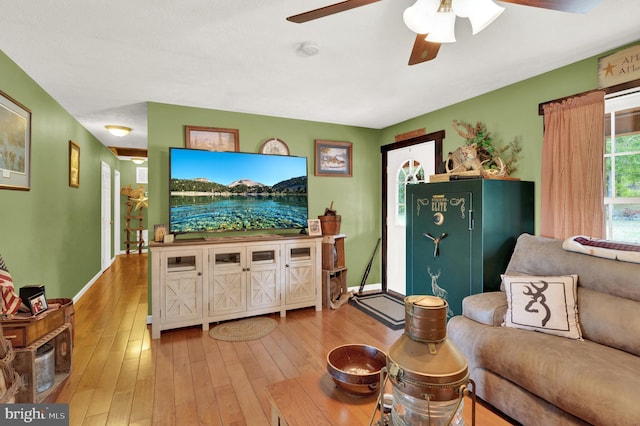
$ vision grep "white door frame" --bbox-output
[101,161,113,271]
[380,131,444,294]
[113,169,121,255]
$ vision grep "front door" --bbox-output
[381,131,443,295]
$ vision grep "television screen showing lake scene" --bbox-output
[169,149,308,233]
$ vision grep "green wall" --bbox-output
[147,103,383,286]
[0,50,120,300]
[379,40,639,233]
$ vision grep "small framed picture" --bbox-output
[185,126,239,152]
[154,224,167,242]
[28,292,48,316]
[69,140,80,187]
[315,140,353,177]
[307,219,322,236]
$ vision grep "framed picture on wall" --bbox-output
[315,140,352,177]
[185,126,239,152]
[0,89,32,190]
[69,140,80,187]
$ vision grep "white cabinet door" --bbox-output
[161,250,203,324]
[284,242,316,305]
[209,247,246,315]
[247,245,281,310]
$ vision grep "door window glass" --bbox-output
[397,160,425,225]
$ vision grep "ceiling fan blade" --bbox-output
[287,0,382,23]
[408,35,441,66]
[499,0,602,14]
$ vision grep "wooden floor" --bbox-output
[55,254,513,425]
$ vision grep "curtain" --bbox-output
[541,91,606,240]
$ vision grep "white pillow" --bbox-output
[502,274,582,340]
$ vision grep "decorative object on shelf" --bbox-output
[0,254,21,317]
[68,140,80,188]
[318,201,341,235]
[259,137,290,155]
[315,140,352,177]
[19,285,46,315]
[27,293,47,316]
[208,316,277,342]
[449,120,521,177]
[0,90,31,191]
[163,233,174,243]
[120,184,145,199]
[307,219,322,236]
[154,224,166,243]
[185,125,239,152]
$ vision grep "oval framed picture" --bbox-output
[260,138,290,156]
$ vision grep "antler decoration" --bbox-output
[450,120,521,177]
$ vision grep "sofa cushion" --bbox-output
[473,326,640,426]
[502,274,582,339]
[579,287,640,357]
[504,234,640,302]
[461,292,507,326]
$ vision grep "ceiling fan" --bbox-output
[287,0,603,65]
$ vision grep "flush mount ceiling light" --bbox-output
[403,0,505,43]
[105,125,132,137]
[131,158,146,165]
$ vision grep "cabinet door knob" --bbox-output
[198,272,202,276]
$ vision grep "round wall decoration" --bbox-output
[260,138,290,156]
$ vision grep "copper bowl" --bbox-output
[326,344,387,396]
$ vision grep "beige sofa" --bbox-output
[447,233,640,425]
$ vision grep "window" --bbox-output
[396,159,425,225]
[604,90,640,242]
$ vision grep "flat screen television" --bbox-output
[169,148,308,235]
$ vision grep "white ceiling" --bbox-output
[1,0,639,152]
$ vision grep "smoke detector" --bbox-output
[296,41,320,57]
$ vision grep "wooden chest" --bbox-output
[0,307,65,348]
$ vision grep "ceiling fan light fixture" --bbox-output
[105,125,132,137]
[403,0,440,34]
[454,0,505,34]
[424,11,456,43]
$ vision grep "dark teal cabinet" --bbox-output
[406,179,534,318]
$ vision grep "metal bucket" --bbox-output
[35,343,55,393]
